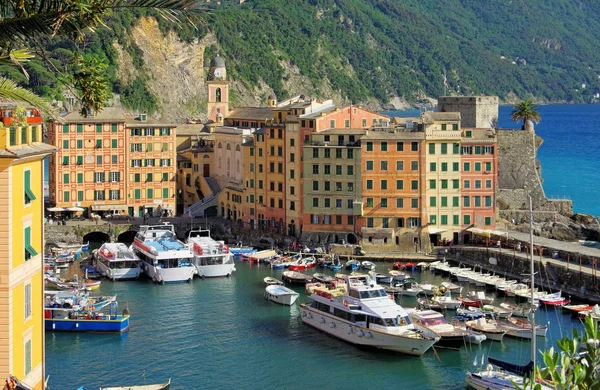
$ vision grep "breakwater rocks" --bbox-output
[508,213,600,242]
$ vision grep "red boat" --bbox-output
[457,296,482,308]
[540,297,571,307]
[393,262,406,270]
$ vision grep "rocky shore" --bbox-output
[509,213,600,244]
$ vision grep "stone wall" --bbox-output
[497,129,573,221]
[438,96,499,128]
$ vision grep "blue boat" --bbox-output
[45,299,130,333]
[229,244,256,257]
[345,259,360,271]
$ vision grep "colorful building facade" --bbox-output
[0,115,55,389]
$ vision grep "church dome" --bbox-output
[211,56,225,68]
[268,94,276,100]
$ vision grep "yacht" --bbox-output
[299,273,439,356]
[132,224,196,284]
[95,243,141,281]
[187,229,236,278]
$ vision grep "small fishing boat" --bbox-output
[482,304,512,319]
[396,279,422,297]
[417,298,444,312]
[264,285,299,306]
[264,277,284,286]
[465,318,506,342]
[466,331,487,344]
[45,296,129,332]
[432,293,462,310]
[393,262,406,270]
[418,283,437,295]
[563,303,594,316]
[97,378,171,390]
[229,243,256,257]
[282,270,312,285]
[345,259,360,271]
[456,307,485,321]
[409,309,472,350]
[538,291,570,306]
[361,261,376,271]
[457,296,482,308]
[500,316,548,339]
[368,271,392,284]
[440,281,462,294]
[289,256,316,271]
[499,302,533,318]
[468,291,494,305]
[329,258,343,272]
[46,276,101,291]
[312,273,336,283]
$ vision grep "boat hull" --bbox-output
[97,262,141,281]
[45,315,129,332]
[264,291,298,306]
[141,261,195,283]
[299,305,437,357]
[436,335,467,351]
[195,263,236,278]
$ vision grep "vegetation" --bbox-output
[517,315,599,389]
[2,0,600,113]
[511,100,542,129]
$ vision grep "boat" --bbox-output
[44,294,129,332]
[299,273,440,356]
[345,259,360,271]
[98,378,171,390]
[440,281,462,294]
[282,270,312,285]
[265,285,299,305]
[95,243,142,281]
[417,298,445,312]
[500,316,548,339]
[46,275,101,291]
[289,256,316,271]
[457,296,482,308]
[271,254,300,269]
[229,243,256,257]
[408,309,472,350]
[466,196,551,390]
[81,263,101,279]
[499,302,533,318]
[361,261,376,271]
[132,224,196,284]
[431,292,462,310]
[312,273,336,283]
[368,271,393,284]
[465,318,507,342]
[468,291,494,306]
[187,229,236,278]
[538,291,570,306]
[466,331,487,344]
[562,303,595,316]
[264,277,284,286]
[329,257,343,271]
[245,249,278,263]
[482,304,512,319]
[455,307,485,321]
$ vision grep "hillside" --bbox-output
[3,0,600,120]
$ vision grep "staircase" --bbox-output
[184,192,217,217]
[204,177,221,194]
[544,262,563,287]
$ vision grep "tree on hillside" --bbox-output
[516,315,599,389]
[0,0,203,117]
[510,99,541,130]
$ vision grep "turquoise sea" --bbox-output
[46,262,584,390]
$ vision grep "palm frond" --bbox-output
[0,77,56,119]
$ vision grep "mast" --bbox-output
[529,195,536,369]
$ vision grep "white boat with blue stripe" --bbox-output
[132,224,196,284]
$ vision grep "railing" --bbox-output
[183,192,217,217]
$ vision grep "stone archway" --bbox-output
[82,231,111,251]
[117,231,137,246]
[346,233,357,244]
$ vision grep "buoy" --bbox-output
[320,317,326,324]
[366,332,373,339]
[329,322,336,328]
[357,330,364,337]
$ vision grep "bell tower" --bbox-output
[207,56,229,123]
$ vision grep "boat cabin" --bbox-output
[97,243,140,269]
[133,224,193,267]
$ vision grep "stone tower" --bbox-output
[267,94,277,107]
[438,96,499,128]
[207,56,229,123]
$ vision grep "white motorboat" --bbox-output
[500,316,548,339]
[187,229,236,278]
[264,277,284,286]
[95,243,141,281]
[408,309,472,350]
[418,283,437,295]
[100,378,171,390]
[396,278,422,296]
[361,261,376,270]
[499,302,533,318]
[299,273,439,356]
[440,281,462,294]
[132,224,196,284]
[469,291,494,305]
[465,318,506,342]
[482,304,512,319]
[264,285,299,306]
[432,293,462,310]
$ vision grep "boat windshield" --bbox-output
[419,317,447,326]
[359,288,387,299]
[110,260,139,269]
[373,315,412,327]
[197,256,233,266]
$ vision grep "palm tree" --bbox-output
[0,0,204,116]
[510,99,541,130]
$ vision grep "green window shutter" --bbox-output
[452,196,459,207]
[429,179,436,189]
[485,162,492,171]
[162,173,168,182]
[464,215,471,225]
[428,144,435,154]
[78,191,83,201]
[147,173,152,182]
[62,140,69,149]
[163,188,169,198]
[96,124,102,133]
[77,140,83,149]
[453,143,459,154]
[112,139,118,148]
[77,173,83,183]
[485,217,491,226]
[452,124,458,130]
[430,215,436,224]
[147,143,153,152]
[63,173,69,184]
[466,130,472,138]
[474,146,481,154]
[96,139,102,148]
[453,162,459,171]
[62,156,69,165]
[167,159,171,166]
[441,215,448,225]
[111,123,118,132]
[475,162,481,171]
[24,170,36,203]
[453,215,459,225]
[441,197,447,207]
[147,189,153,199]
[76,124,83,133]
[63,124,69,133]
[430,162,436,172]
[430,197,436,207]
[134,189,140,200]
[64,191,70,202]
[441,143,447,154]
[135,173,140,183]
[464,162,470,172]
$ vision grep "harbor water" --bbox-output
[46,261,585,389]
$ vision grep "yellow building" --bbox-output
[423,112,463,243]
[0,123,56,389]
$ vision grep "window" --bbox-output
[411,180,418,190]
[289,153,295,163]
[94,172,105,183]
[441,143,447,154]
[278,182,283,192]
[147,189,153,199]
[324,181,330,191]
[411,198,418,208]
[63,191,70,202]
[134,189,140,200]
[463,162,470,172]
[258,148,263,157]
[441,124,447,131]
[396,198,403,208]
[313,198,319,207]
[379,161,388,171]
[24,226,37,261]
[409,161,418,171]
[324,198,331,208]
[397,161,404,171]
[96,139,102,149]
[429,179,436,189]
[382,217,389,228]
[132,143,142,152]
[475,162,482,172]
[486,180,492,189]
[259,164,263,173]
[381,180,387,190]
[24,340,31,376]
[94,190,105,201]
[290,170,295,179]
[396,142,404,151]
[347,166,354,175]
[111,123,118,132]
[441,179,448,189]
[463,196,471,207]
[381,198,388,208]
[110,172,120,182]
[397,217,405,227]
[62,124,69,133]
[163,188,169,199]
[464,180,470,189]
[475,180,482,189]
[270,182,275,191]
[347,199,353,209]
[366,142,373,152]
[430,215,437,224]
[485,217,492,226]
[62,140,69,150]
[312,165,319,174]
[366,198,374,207]
[336,199,342,208]
[329,119,335,128]
[474,196,481,207]
[430,197,436,207]
[441,196,448,207]
[324,165,331,175]
[162,173,169,182]
[453,196,459,207]
[76,124,83,133]
[485,162,492,171]
[134,173,140,183]
[24,170,36,204]
[453,215,459,225]
[452,124,458,131]
[111,155,118,164]
[110,190,120,200]
[345,119,350,128]
[464,215,471,225]
[323,149,330,158]
[290,138,295,147]
[131,128,142,136]
[396,180,403,190]
[335,149,342,158]
[465,130,472,138]
[96,155,103,165]
[77,173,83,184]
[290,201,295,210]
[428,144,435,154]
[453,162,459,171]
[366,161,373,171]
[365,217,375,228]
[429,162,436,172]
[485,196,492,207]
[146,159,154,167]
[95,123,102,133]
[312,181,319,191]
[250,148,254,157]
[270,146,275,156]
[366,180,373,190]
[461,146,472,155]
[452,179,459,189]
[381,142,387,152]
[411,142,418,152]
[441,162,448,172]
[278,163,283,173]
[63,173,70,184]
[453,143,460,154]
[336,182,342,191]
[62,156,69,165]
[313,149,319,158]
[77,140,83,149]
[347,149,354,159]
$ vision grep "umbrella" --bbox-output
[47,207,65,212]
[66,207,84,212]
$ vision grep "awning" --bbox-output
[249,250,277,260]
[467,227,507,236]
[66,207,85,212]
[427,228,447,235]
[47,207,65,212]
[92,204,127,211]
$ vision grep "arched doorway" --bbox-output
[117,231,137,246]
